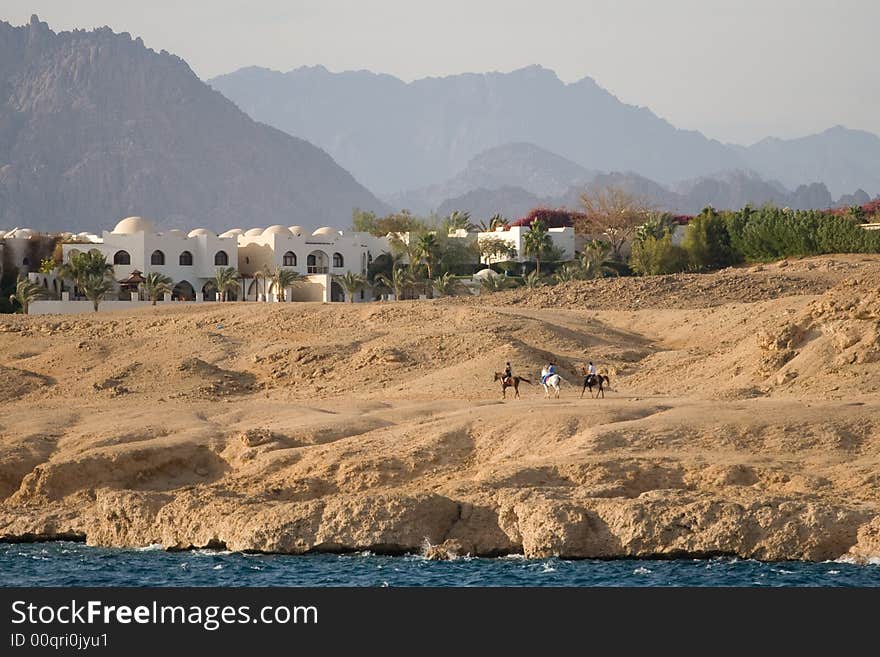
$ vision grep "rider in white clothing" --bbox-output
[586,362,597,383]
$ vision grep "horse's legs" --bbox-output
[580,381,586,399]
[514,381,520,399]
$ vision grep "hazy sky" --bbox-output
[3,1,878,144]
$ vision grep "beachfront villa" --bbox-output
[25,216,392,313]
[62,216,241,302]
[234,224,388,302]
[13,213,580,314]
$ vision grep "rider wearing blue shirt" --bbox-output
[542,362,556,385]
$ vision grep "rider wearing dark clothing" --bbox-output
[503,362,513,385]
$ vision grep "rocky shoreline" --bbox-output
[3,488,879,563]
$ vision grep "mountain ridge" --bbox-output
[0,16,387,233]
[210,64,880,199]
[419,143,868,219]
[209,64,745,194]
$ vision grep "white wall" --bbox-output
[477,226,575,264]
[28,299,197,315]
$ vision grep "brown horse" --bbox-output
[580,370,610,399]
[494,372,531,399]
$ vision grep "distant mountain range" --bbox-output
[0,16,386,234]
[391,142,870,219]
[389,143,597,212]
[210,65,880,200]
[2,15,877,235]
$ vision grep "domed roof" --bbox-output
[219,228,244,238]
[7,227,34,238]
[288,225,305,236]
[113,216,155,234]
[187,228,215,238]
[473,268,500,280]
[167,229,185,237]
[244,227,264,237]
[262,225,292,237]
[311,226,339,237]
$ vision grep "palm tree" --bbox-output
[270,267,304,301]
[478,214,507,232]
[81,274,115,312]
[58,251,114,297]
[432,272,468,297]
[9,276,47,314]
[553,263,582,283]
[445,210,476,232]
[139,272,173,305]
[388,233,423,275]
[521,219,553,276]
[214,267,240,302]
[416,233,440,279]
[332,271,368,303]
[578,240,619,279]
[522,271,546,289]
[376,267,414,300]
[480,274,518,293]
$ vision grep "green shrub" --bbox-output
[629,232,689,276]
[816,215,880,253]
[635,212,678,243]
[737,207,822,261]
[682,207,737,270]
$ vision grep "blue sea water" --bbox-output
[1,542,878,587]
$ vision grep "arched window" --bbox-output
[113,250,131,265]
[22,257,30,267]
[214,250,229,266]
[179,251,193,266]
[333,252,344,268]
[307,250,328,274]
[150,250,165,265]
[283,251,296,267]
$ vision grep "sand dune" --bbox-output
[1,255,879,561]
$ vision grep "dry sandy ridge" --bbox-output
[1,255,879,561]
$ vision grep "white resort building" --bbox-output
[17,213,580,314]
[27,216,392,314]
[477,223,575,265]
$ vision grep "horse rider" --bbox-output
[542,361,556,385]
[503,362,513,386]
[585,361,597,385]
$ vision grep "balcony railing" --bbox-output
[307,266,328,274]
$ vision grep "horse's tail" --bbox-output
[519,377,532,385]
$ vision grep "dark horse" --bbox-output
[494,372,531,399]
[580,370,610,399]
